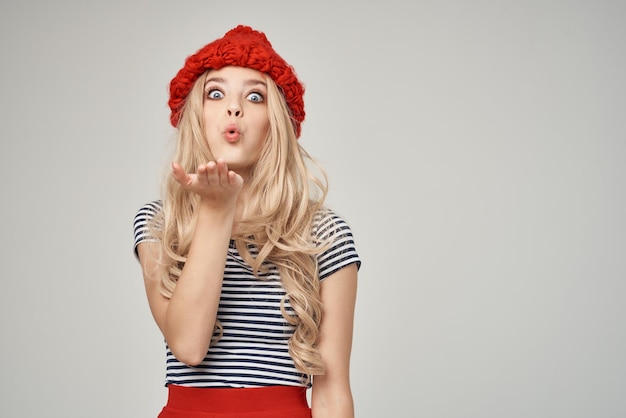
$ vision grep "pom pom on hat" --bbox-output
[168,25,305,137]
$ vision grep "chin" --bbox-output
[220,159,251,171]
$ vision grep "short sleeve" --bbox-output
[314,210,361,281]
[133,200,163,259]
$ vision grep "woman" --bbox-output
[133,25,361,418]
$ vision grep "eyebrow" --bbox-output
[204,77,267,88]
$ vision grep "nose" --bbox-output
[227,102,242,117]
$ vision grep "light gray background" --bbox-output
[1,1,624,417]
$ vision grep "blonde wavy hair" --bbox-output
[151,69,330,377]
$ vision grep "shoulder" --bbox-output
[312,208,357,242]
[133,200,163,258]
[313,207,361,280]
[134,200,163,221]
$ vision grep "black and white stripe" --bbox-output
[132,200,161,257]
[133,201,360,388]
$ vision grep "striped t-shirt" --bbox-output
[133,201,361,388]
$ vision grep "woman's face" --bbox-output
[202,66,270,177]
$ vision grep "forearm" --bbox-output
[311,266,358,418]
[311,391,354,418]
[312,403,354,418]
[164,202,235,365]
[311,374,354,418]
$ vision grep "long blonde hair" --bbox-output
[152,69,329,376]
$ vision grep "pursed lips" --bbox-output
[224,123,240,142]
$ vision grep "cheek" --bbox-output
[261,118,270,136]
[256,111,270,134]
[202,107,217,126]
[245,108,269,136]
[253,120,270,151]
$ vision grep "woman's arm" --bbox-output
[311,263,359,418]
[137,160,242,366]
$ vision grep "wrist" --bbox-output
[197,197,237,215]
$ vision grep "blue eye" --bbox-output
[206,89,224,100]
[247,92,264,102]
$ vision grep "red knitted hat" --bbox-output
[168,25,305,137]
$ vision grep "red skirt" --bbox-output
[158,385,312,418]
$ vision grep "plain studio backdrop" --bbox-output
[1,1,624,417]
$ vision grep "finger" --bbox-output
[204,161,219,184]
[196,163,208,183]
[172,162,193,187]
[216,159,229,183]
[228,170,244,187]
